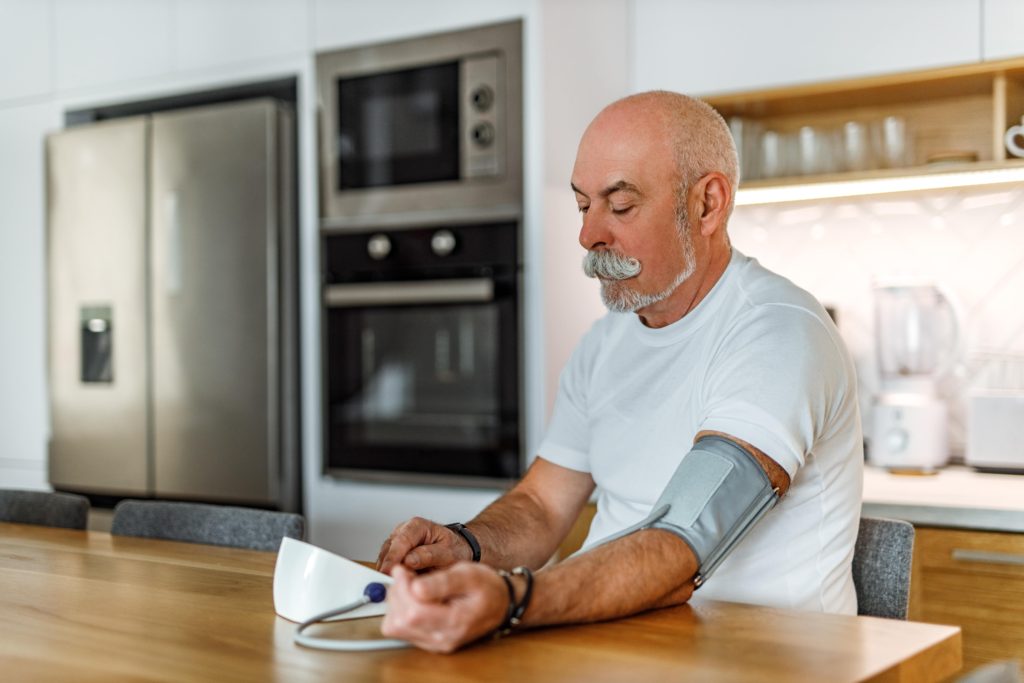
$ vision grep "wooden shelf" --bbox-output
[735,159,1024,206]
[739,157,1024,190]
[706,57,1024,194]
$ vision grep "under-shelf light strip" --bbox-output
[735,166,1024,206]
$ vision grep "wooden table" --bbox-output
[0,522,961,682]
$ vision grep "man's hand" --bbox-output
[376,517,473,574]
[380,563,508,653]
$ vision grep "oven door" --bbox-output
[324,276,520,482]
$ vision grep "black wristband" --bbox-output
[444,522,481,562]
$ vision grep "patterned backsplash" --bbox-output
[729,185,1024,456]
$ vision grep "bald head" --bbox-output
[588,91,739,217]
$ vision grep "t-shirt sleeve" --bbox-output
[536,335,595,473]
[698,305,849,478]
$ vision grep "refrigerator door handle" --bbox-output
[164,192,183,294]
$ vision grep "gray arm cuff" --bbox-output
[586,435,781,588]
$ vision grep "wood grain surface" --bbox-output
[910,526,1024,672]
[0,522,961,682]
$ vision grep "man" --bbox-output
[375,91,863,653]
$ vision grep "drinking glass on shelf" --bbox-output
[729,116,763,181]
[760,130,784,179]
[798,125,843,175]
[872,116,913,169]
[842,121,873,172]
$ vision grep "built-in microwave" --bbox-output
[316,20,522,227]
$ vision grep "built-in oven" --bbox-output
[321,222,521,484]
[316,20,522,226]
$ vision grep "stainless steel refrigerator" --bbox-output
[46,98,300,512]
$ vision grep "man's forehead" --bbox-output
[573,114,674,192]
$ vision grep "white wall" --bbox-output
[540,0,631,415]
[729,186,1024,456]
[0,0,59,490]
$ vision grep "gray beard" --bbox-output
[585,222,697,314]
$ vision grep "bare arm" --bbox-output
[381,525,697,653]
[513,527,698,625]
[381,434,791,652]
[524,432,790,625]
[377,457,595,574]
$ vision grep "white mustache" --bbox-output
[582,250,642,280]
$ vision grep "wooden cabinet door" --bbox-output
[910,527,1024,672]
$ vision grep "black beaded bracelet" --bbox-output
[496,569,517,635]
[495,566,534,637]
[444,522,481,562]
[508,566,534,628]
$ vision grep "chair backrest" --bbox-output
[852,516,915,620]
[0,489,90,530]
[111,500,305,552]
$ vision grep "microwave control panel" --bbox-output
[461,53,503,179]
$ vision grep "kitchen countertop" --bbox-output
[862,465,1024,533]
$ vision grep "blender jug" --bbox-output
[875,284,959,381]
[870,283,960,471]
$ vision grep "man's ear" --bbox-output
[694,172,732,237]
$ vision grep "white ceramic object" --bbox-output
[273,537,392,622]
[1006,116,1024,158]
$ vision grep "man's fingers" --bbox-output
[379,538,412,575]
[377,518,433,574]
[375,539,392,571]
[410,561,475,602]
[405,543,450,570]
[391,564,414,586]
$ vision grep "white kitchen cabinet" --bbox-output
[631,0,982,96]
[983,0,1024,60]
[0,101,61,491]
[53,0,174,92]
[312,0,528,51]
[173,0,309,73]
[0,0,51,104]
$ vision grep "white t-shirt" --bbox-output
[539,249,863,614]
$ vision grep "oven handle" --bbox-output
[324,278,495,307]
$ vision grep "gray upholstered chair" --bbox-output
[852,516,915,620]
[0,489,90,530]
[111,500,305,551]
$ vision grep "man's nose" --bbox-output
[579,209,611,251]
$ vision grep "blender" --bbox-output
[869,282,960,472]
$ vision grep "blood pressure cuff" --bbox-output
[590,435,781,588]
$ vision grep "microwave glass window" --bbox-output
[362,91,442,160]
[337,63,459,189]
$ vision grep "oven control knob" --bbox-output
[470,85,494,112]
[430,229,457,257]
[471,122,495,148]
[367,233,391,261]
